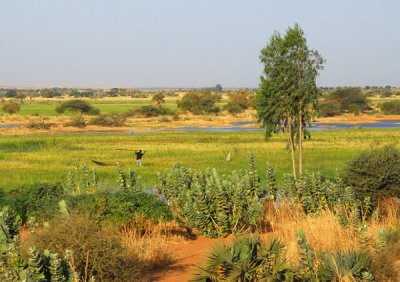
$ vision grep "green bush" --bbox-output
[177,92,220,114]
[70,191,173,226]
[2,102,20,114]
[380,90,392,98]
[3,183,66,224]
[342,145,400,202]
[348,103,360,115]
[324,88,369,113]
[89,114,126,127]
[156,154,266,237]
[55,99,99,114]
[131,105,172,117]
[381,100,400,114]
[319,99,341,117]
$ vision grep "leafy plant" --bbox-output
[192,236,293,281]
[156,154,266,237]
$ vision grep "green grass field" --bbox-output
[1,128,399,190]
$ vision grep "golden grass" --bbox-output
[120,218,186,269]
[262,199,400,267]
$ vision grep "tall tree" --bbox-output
[256,24,324,179]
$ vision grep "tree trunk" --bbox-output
[288,118,297,180]
[299,110,303,176]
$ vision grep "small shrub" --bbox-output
[130,105,172,117]
[177,92,220,114]
[63,115,86,128]
[2,102,20,114]
[89,114,126,127]
[342,145,400,202]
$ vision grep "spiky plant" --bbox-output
[318,250,374,281]
[27,247,46,281]
[191,236,293,282]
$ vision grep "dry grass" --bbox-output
[120,218,186,270]
[262,199,400,268]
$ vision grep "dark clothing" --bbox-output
[135,151,144,160]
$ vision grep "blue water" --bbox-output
[0,124,21,129]
[167,120,400,133]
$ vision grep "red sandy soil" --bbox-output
[145,236,229,282]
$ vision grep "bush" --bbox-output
[324,88,369,113]
[156,154,266,237]
[177,92,220,114]
[224,90,253,114]
[55,99,99,114]
[3,183,66,224]
[319,99,341,117]
[89,114,126,127]
[63,115,86,128]
[70,191,173,226]
[380,90,392,98]
[342,145,400,202]
[2,102,20,114]
[348,103,360,115]
[24,215,140,281]
[131,105,172,117]
[381,100,400,114]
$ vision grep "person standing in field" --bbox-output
[135,150,145,166]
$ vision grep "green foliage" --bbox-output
[380,100,400,114]
[342,145,400,202]
[89,114,126,127]
[156,154,266,237]
[152,93,165,105]
[324,87,369,113]
[225,90,253,114]
[319,99,341,117]
[55,99,99,115]
[192,236,293,281]
[2,102,20,115]
[177,92,220,114]
[296,230,317,281]
[318,250,374,281]
[3,183,65,224]
[70,191,172,225]
[131,105,172,117]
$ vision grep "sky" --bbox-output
[0,0,399,88]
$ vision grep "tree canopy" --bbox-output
[256,24,324,178]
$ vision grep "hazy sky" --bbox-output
[1,0,399,88]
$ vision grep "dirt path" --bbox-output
[145,236,229,282]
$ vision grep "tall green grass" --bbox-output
[0,129,399,190]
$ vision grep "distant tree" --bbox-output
[2,102,20,114]
[319,100,341,117]
[177,92,220,114]
[5,89,17,98]
[256,24,324,178]
[325,88,368,113]
[224,90,252,114]
[55,99,99,115]
[380,90,392,98]
[385,85,391,89]
[152,93,165,105]
[364,85,371,90]
[215,84,223,92]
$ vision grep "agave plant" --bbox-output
[191,236,293,281]
[318,250,374,281]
